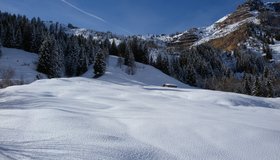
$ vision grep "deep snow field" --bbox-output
[0,48,280,160]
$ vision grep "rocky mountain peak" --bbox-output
[238,0,264,11]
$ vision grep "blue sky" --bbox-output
[0,0,277,35]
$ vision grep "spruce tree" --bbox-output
[23,24,32,51]
[244,75,252,95]
[77,44,88,76]
[187,66,196,86]
[263,44,272,60]
[110,40,118,56]
[85,37,95,63]
[65,37,80,76]
[0,40,2,58]
[252,77,261,96]
[155,54,169,75]
[103,38,111,50]
[4,24,16,48]
[37,34,64,78]
[94,49,106,77]
[15,27,23,49]
[263,67,270,78]
[266,79,274,97]
[124,44,131,66]
[118,41,126,57]
[123,43,136,75]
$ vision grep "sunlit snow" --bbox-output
[0,49,280,160]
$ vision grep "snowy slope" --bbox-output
[0,48,183,87]
[270,40,280,62]
[83,56,187,88]
[0,48,46,83]
[0,48,280,159]
[1,60,280,159]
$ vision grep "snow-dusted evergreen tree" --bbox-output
[37,34,64,78]
[4,24,16,48]
[263,44,272,60]
[110,40,118,56]
[22,23,32,51]
[266,79,274,97]
[85,36,95,63]
[129,37,148,64]
[77,43,88,76]
[243,74,252,95]
[15,27,23,49]
[65,37,80,77]
[125,44,136,75]
[155,54,169,75]
[252,77,261,96]
[103,38,111,50]
[118,41,126,57]
[0,39,2,58]
[94,48,106,77]
[103,47,110,65]
[187,66,196,86]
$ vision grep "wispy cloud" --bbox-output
[61,0,106,23]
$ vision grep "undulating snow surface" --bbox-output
[1,51,280,159]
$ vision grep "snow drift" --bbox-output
[1,61,280,159]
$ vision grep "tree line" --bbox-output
[0,11,150,78]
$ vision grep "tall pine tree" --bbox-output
[252,77,261,96]
[37,34,64,78]
[110,40,118,56]
[94,49,106,77]
[65,37,80,76]
[0,39,2,57]
[125,44,136,75]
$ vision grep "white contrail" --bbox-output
[61,0,106,23]
[61,0,132,34]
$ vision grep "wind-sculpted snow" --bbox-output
[0,77,280,160]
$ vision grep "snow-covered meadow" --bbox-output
[0,48,280,160]
[0,48,46,83]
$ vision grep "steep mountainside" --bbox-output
[165,0,280,53]
[142,0,280,97]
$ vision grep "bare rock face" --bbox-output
[168,29,199,48]
[240,0,264,11]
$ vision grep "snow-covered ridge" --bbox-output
[193,11,260,46]
[43,21,124,43]
[215,14,231,23]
